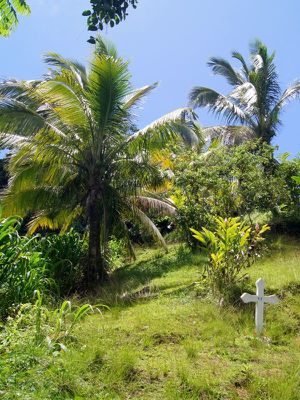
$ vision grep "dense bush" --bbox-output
[269,159,300,233]
[173,140,300,246]
[0,216,88,318]
[37,230,87,296]
[191,217,269,300]
[0,216,53,318]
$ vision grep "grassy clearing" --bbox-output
[0,238,300,399]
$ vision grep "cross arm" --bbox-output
[264,295,279,304]
[241,293,258,303]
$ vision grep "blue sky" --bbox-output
[1,0,300,155]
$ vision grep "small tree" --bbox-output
[190,217,270,298]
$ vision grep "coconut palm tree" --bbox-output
[190,40,300,145]
[0,38,199,285]
[0,0,30,36]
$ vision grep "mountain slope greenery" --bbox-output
[1,239,299,399]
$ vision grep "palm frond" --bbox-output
[0,132,29,147]
[35,80,88,129]
[132,207,168,251]
[189,86,220,108]
[129,108,199,149]
[133,196,176,216]
[207,57,244,86]
[123,83,158,110]
[87,54,131,141]
[0,79,39,99]
[229,82,257,112]
[0,0,30,36]
[11,0,30,14]
[27,213,62,235]
[251,54,264,72]
[232,51,249,77]
[0,98,45,138]
[95,36,118,59]
[43,52,86,77]
[203,125,255,145]
[27,206,83,235]
[274,81,300,109]
[192,86,252,125]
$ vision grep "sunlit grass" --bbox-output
[1,237,299,399]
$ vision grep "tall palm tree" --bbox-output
[0,38,199,285]
[190,40,300,145]
[0,0,30,36]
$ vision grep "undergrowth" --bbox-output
[0,238,299,399]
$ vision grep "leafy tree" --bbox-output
[83,0,138,43]
[173,140,300,246]
[0,0,30,36]
[0,38,199,285]
[190,40,300,145]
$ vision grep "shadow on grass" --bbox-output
[96,246,206,304]
[116,248,197,289]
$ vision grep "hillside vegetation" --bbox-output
[1,238,299,399]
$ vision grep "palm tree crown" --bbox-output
[190,40,300,145]
[0,38,199,285]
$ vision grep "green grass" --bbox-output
[0,238,300,399]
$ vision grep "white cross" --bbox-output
[241,278,279,335]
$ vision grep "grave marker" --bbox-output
[241,278,279,334]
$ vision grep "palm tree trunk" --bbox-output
[87,193,108,287]
[102,199,110,270]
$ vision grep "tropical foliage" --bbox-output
[190,217,270,297]
[173,140,300,246]
[0,0,139,39]
[190,40,300,145]
[0,16,299,397]
[83,0,138,43]
[0,0,30,36]
[36,230,88,296]
[0,38,199,285]
[0,216,53,318]
[0,215,93,317]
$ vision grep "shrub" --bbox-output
[107,236,128,270]
[0,216,54,318]
[37,230,87,296]
[0,216,89,317]
[190,217,270,299]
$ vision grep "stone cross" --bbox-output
[241,278,279,335]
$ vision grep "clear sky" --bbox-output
[1,0,300,155]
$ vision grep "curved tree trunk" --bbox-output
[87,192,108,287]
